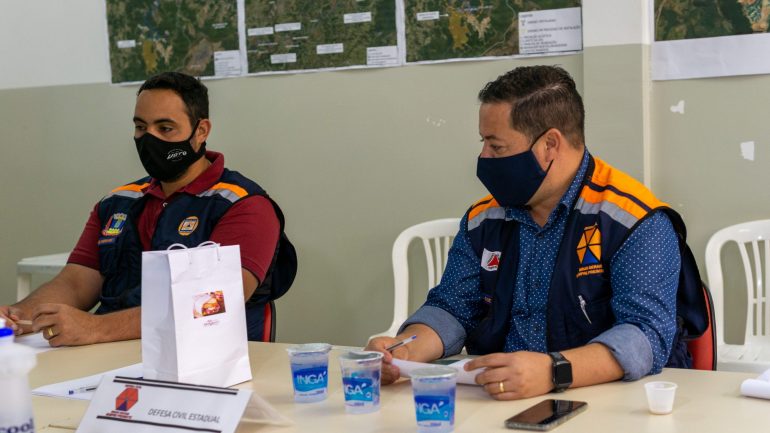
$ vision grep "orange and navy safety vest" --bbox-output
[464,156,707,368]
[94,168,296,341]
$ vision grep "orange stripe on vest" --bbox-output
[209,182,248,198]
[110,183,150,193]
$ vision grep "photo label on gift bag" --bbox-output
[193,291,227,320]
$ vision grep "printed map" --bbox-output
[655,0,770,41]
[405,0,581,62]
[106,0,239,83]
[245,0,398,73]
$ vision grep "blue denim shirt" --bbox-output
[402,151,680,380]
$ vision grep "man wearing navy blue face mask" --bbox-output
[368,65,706,400]
[0,72,296,346]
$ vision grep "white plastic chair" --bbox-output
[370,218,461,339]
[705,219,770,372]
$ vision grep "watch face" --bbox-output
[554,362,573,384]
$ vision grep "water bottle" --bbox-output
[0,318,37,433]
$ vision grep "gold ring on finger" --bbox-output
[47,327,54,338]
[499,381,505,393]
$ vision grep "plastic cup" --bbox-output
[338,351,384,414]
[410,366,457,433]
[644,381,677,415]
[286,343,332,403]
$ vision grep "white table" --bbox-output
[16,253,69,301]
[28,340,770,432]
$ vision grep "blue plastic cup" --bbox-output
[410,367,457,433]
[338,351,384,414]
[286,343,332,403]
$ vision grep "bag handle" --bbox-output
[166,242,222,262]
[197,241,222,261]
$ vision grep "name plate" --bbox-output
[76,375,251,433]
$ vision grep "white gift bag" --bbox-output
[141,242,252,387]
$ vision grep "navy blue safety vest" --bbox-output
[93,168,296,341]
[464,156,707,369]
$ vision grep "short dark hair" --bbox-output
[137,72,209,127]
[478,65,585,148]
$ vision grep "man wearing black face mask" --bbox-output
[0,72,296,346]
[367,66,706,401]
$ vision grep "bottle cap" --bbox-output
[0,318,13,338]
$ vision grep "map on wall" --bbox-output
[652,0,770,80]
[104,0,584,83]
[244,0,399,73]
[655,0,770,41]
[404,0,582,63]
[105,0,241,83]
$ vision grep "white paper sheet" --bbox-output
[15,332,56,354]
[392,358,483,386]
[32,363,144,401]
[740,368,770,400]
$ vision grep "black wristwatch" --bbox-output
[547,352,572,393]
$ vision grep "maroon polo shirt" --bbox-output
[68,151,280,283]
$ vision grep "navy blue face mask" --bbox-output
[476,130,553,208]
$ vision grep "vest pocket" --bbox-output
[569,294,614,343]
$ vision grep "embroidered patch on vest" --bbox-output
[481,248,501,271]
[178,216,199,236]
[576,224,604,278]
[101,213,127,237]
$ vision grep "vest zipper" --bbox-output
[578,295,592,324]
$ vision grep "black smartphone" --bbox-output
[504,399,587,431]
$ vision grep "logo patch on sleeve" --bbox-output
[101,213,127,237]
[481,249,501,271]
[178,216,199,236]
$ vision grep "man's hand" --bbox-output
[365,336,411,385]
[465,351,553,400]
[31,303,103,347]
[0,305,33,335]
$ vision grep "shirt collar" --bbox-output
[507,148,590,228]
[145,150,224,199]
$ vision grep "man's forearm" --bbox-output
[396,324,445,362]
[563,343,624,388]
[91,307,141,343]
[14,264,102,316]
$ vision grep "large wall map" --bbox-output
[106,0,240,83]
[655,0,770,41]
[105,0,583,83]
[245,0,399,73]
[405,0,581,62]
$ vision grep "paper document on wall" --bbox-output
[393,358,482,385]
[740,368,770,399]
[32,363,144,401]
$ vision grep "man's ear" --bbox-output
[194,118,212,148]
[544,128,565,152]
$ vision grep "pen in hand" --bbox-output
[385,335,417,352]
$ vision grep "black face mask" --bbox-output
[134,123,206,182]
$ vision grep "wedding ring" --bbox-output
[47,327,54,338]
[499,381,505,393]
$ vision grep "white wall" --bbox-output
[0,0,110,89]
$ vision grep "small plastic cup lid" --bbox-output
[339,350,384,361]
[410,366,457,380]
[286,343,332,355]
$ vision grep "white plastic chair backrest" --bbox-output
[382,218,461,338]
[705,219,770,348]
